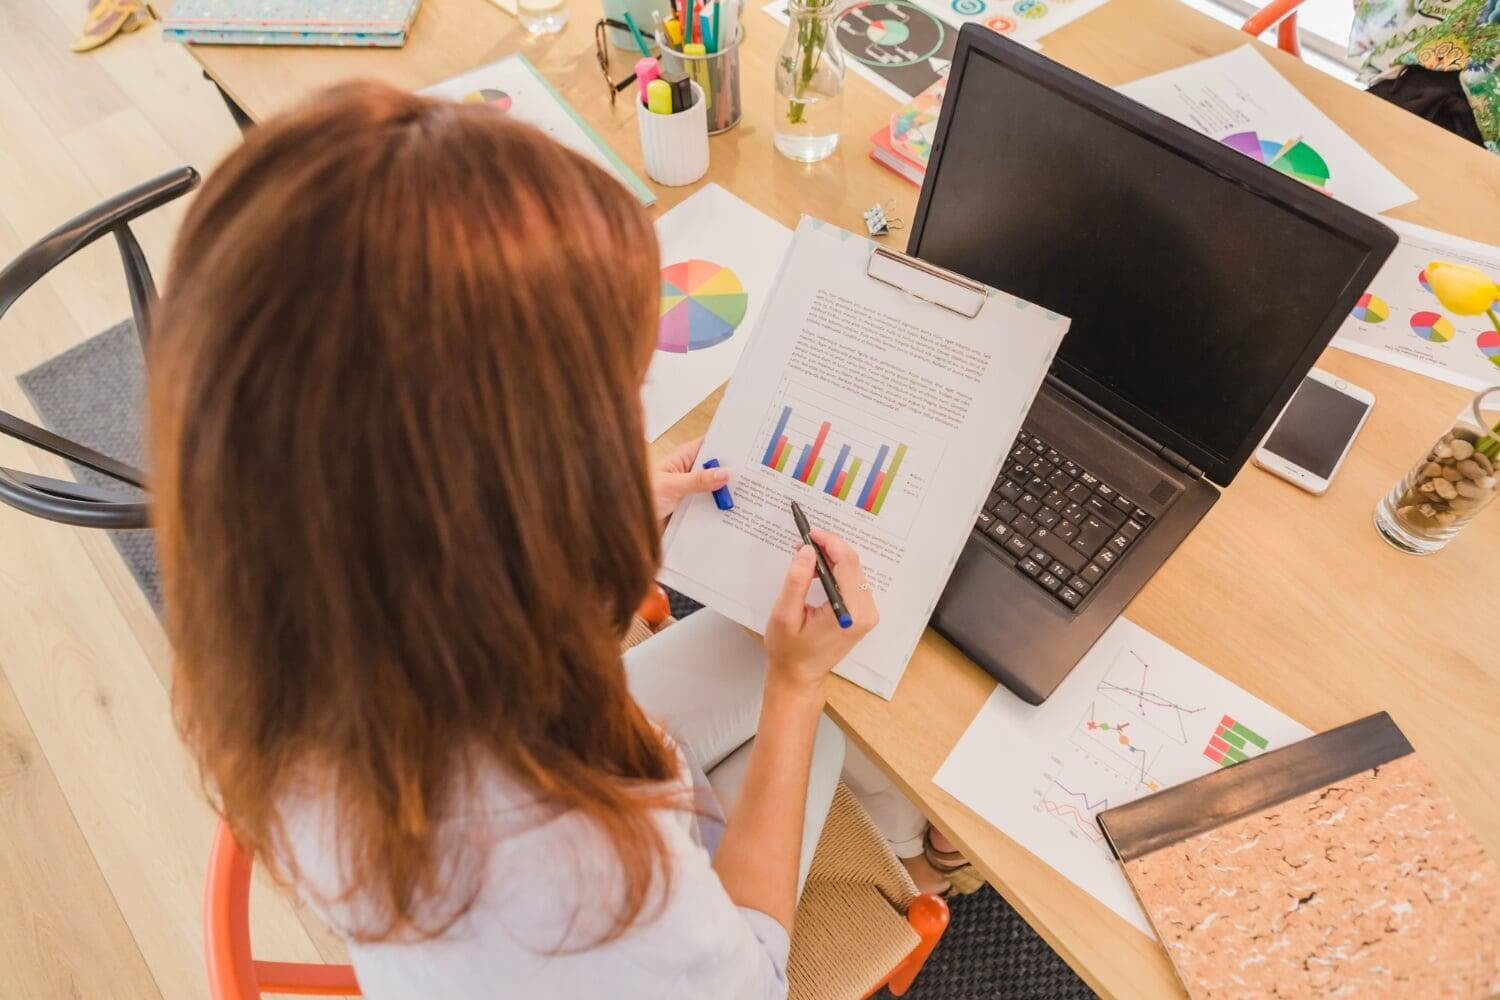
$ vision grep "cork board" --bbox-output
[1122,753,1500,997]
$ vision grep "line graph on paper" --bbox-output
[938,618,1314,940]
[1032,646,1212,857]
[1098,648,1206,743]
[1033,758,1109,845]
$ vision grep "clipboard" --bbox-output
[865,245,988,319]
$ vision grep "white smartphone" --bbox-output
[1253,368,1374,495]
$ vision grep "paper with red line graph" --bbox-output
[934,618,1309,936]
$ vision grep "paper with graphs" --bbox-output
[935,617,1310,936]
[1118,46,1416,215]
[1332,218,1500,390]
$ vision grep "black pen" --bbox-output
[789,501,853,629]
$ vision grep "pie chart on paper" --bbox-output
[658,259,749,354]
[1478,329,1500,366]
[462,88,513,112]
[1409,310,1455,343]
[1220,131,1331,188]
[864,17,911,44]
[1349,292,1389,323]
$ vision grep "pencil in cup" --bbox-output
[602,0,674,50]
[653,23,742,134]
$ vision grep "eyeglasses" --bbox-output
[594,18,653,107]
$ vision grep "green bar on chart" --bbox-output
[1231,720,1269,750]
[775,447,792,473]
[838,458,863,500]
[810,457,824,487]
[870,443,908,516]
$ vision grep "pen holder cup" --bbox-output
[602,0,673,49]
[636,80,709,186]
[655,24,743,134]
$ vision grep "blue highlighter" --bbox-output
[702,458,734,510]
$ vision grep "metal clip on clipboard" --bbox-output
[865,245,989,319]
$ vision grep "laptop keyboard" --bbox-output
[975,433,1154,611]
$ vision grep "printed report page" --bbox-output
[659,218,1069,699]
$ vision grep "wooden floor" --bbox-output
[0,5,352,996]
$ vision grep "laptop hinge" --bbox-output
[1044,374,1203,478]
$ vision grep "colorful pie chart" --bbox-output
[864,17,911,44]
[1220,131,1331,188]
[1410,310,1455,343]
[1350,292,1389,323]
[462,88,513,112]
[1479,330,1500,367]
[658,260,748,354]
[1418,268,1433,293]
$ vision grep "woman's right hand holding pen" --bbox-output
[764,530,878,695]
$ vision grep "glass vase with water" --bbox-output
[773,0,845,162]
[518,0,569,35]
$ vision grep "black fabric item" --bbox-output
[664,585,704,621]
[1369,66,1485,147]
[875,885,1096,999]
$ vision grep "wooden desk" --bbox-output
[186,5,1500,997]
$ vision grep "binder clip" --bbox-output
[862,201,903,238]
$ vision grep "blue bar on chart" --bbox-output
[792,444,813,481]
[823,444,851,495]
[855,444,890,509]
[761,405,793,467]
[759,403,908,517]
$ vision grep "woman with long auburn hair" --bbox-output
[149,81,880,997]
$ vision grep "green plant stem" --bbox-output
[786,2,827,125]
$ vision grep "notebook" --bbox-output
[868,77,944,186]
[1097,712,1500,998]
[162,0,423,46]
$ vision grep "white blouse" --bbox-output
[279,752,789,1000]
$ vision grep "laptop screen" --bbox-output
[907,34,1393,485]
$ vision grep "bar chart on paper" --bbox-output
[752,380,941,537]
[935,618,1312,938]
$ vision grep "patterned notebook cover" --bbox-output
[1098,712,1500,998]
[888,76,944,170]
[162,0,421,33]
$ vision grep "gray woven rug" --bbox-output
[18,319,160,612]
[24,325,1095,999]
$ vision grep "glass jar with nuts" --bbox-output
[1375,387,1500,554]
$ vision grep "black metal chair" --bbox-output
[0,167,200,529]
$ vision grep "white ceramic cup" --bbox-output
[636,81,709,187]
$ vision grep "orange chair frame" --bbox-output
[1241,0,1307,58]
[206,584,944,998]
[869,893,951,997]
[205,821,360,999]
[207,818,949,999]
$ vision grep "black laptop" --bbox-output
[910,27,1397,704]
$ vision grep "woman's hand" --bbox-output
[764,529,879,694]
[652,436,729,521]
